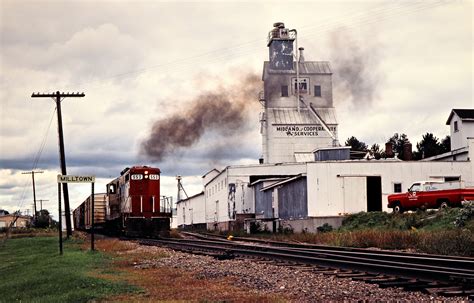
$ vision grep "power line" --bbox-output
[14,107,56,214]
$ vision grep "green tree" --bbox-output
[441,135,451,152]
[345,136,368,151]
[369,143,383,159]
[413,133,450,160]
[34,209,52,228]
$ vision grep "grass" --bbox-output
[339,208,470,232]
[0,235,283,302]
[238,207,474,256]
[0,236,137,303]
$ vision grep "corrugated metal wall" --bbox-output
[254,182,273,218]
[314,148,350,161]
[278,177,307,219]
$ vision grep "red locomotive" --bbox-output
[73,166,172,237]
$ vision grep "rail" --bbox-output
[140,235,474,298]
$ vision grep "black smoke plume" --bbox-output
[141,73,260,161]
[329,28,382,106]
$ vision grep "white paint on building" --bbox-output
[176,192,205,227]
[177,139,474,231]
[306,156,473,217]
[447,109,474,151]
[423,109,473,161]
[203,163,306,223]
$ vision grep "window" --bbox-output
[454,121,459,132]
[108,184,116,194]
[393,183,402,193]
[409,183,421,192]
[292,78,309,94]
[314,85,321,97]
[445,176,460,182]
[281,85,289,97]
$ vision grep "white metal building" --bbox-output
[306,157,473,217]
[177,140,473,232]
[176,192,205,228]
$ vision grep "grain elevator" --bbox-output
[260,22,339,163]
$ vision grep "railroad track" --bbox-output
[139,233,474,299]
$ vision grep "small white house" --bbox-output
[448,109,474,151]
[425,109,474,161]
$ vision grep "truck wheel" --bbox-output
[393,204,404,214]
[439,201,449,209]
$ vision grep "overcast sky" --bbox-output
[0,0,472,217]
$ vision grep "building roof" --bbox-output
[420,146,469,161]
[176,191,204,204]
[269,107,337,125]
[260,174,306,191]
[0,214,32,220]
[263,61,332,79]
[294,152,314,162]
[202,168,220,178]
[312,146,351,152]
[249,177,286,186]
[446,109,474,125]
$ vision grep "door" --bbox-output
[366,176,382,212]
[343,177,367,213]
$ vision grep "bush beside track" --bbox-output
[232,206,474,257]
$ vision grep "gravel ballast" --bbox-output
[128,243,468,302]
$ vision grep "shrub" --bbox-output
[316,223,333,233]
[454,202,474,228]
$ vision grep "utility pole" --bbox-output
[37,199,49,212]
[22,170,43,218]
[176,175,188,202]
[31,91,85,238]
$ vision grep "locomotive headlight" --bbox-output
[144,175,149,179]
[144,171,149,174]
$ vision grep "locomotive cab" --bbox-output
[105,166,172,237]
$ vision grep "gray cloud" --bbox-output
[140,72,261,162]
[329,27,382,107]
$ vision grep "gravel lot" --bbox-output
[129,243,468,302]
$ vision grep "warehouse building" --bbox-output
[177,143,473,233]
[176,23,473,233]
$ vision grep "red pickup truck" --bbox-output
[387,181,474,213]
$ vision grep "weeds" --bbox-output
[251,207,474,256]
[454,202,474,227]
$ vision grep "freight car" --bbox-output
[73,166,172,237]
[72,193,107,230]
